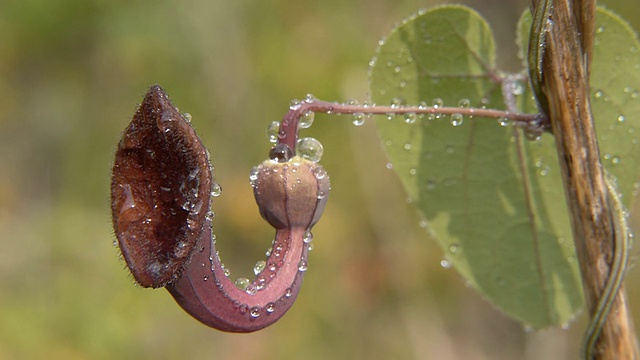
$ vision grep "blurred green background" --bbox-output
[1,1,638,359]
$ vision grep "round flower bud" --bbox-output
[252,156,330,230]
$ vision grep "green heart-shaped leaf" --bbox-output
[370,5,640,328]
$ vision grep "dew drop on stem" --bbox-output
[352,112,365,126]
[404,112,417,124]
[299,111,315,129]
[451,114,463,126]
[266,121,280,143]
[289,99,302,110]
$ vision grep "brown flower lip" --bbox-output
[111,85,211,288]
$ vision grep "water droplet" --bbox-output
[245,284,257,295]
[308,243,314,251]
[596,25,605,34]
[440,259,452,268]
[409,168,417,176]
[303,231,313,243]
[182,112,192,123]
[254,260,266,275]
[249,166,260,185]
[250,307,261,318]
[432,98,443,109]
[304,94,316,103]
[403,142,412,150]
[390,98,403,109]
[514,82,526,96]
[612,156,621,165]
[298,259,308,272]
[235,277,250,290]
[266,302,276,313]
[289,99,302,110]
[458,98,470,108]
[449,243,460,254]
[594,90,604,99]
[404,112,417,124]
[285,288,293,298]
[211,182,222,197]
[385,162,393,169]
[352,112,365,126]
[618,114,626,123]
[497,117,509,127]
[203,275,209,281]
[299,111,315,129]
[451,114,463,126]
[313,166,327,180]
[223,268,231,277]
[296,137,324,162]
[525,131,541,141]
[266,121,280,143]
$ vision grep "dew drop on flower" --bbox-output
[250,307,261,318]
[211,182,222,197]
[298,259,308,272]
[266,302,276,313]
[235,277,250,290]
[297,137,324,163]
[303,231,313,244]
[254,260,266,275]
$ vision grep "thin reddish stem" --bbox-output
[277,98,544,154]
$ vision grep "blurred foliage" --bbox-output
[0,0,638,359]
